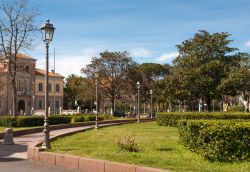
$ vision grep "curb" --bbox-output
[27,119,169,172]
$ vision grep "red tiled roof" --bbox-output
[16,53,36,60]
[35,69,64,78]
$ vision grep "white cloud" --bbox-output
[130,48,151,58]
[156,52,179,63]
[245,41,250,47]
[36,48,98,77]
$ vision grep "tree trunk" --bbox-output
[12,78,17,117]
[111,97,115,116]
[207,98,212,112]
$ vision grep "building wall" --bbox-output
[0,55,64,116]
[34,75,64,114]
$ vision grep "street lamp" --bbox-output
[150,89,153,118]
[40,19,55,149]
[95,72,99,129]
[137,81,140,123]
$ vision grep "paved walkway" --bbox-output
[0,123,119,172]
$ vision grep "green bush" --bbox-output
[156,112,250,126]
[178,120,250,162]
[228,105,245,112]
[71,115,85,122]
[0,115,71,127]
[100,114,114,120]
[116,136,139,152]
[49,115,71,125]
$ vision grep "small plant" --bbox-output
[116,136,139,152]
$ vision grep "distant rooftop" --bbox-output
[35,69,64,78]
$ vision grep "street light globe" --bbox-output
[150,89,153,95]
[41,19,55,44]
[136,81,140,88]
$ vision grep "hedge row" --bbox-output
[156,112,250,126]
[0,114,114,127]
[71,114,113,122]
[0,115,72,127]
[178,120,250,162]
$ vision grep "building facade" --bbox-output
[0,53,64,115]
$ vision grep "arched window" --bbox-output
[48,83,51,92]
[38,83,43,92]
[25,66,30,73]
[56,84,60,92]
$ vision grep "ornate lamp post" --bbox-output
[150,89,153,118]
[41,19,55,149]
[95,72,99,129]
[137,81,140,123]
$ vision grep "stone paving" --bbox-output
[0,124,98,172]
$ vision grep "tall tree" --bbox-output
[81,51,136,115]
[64,74,95,110]
[172,30,249,112]
[0,0,39,116]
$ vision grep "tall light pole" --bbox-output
[137,81,140,123]
[95,72,99,129]
[150,89,153,118]
[41,19,55,149]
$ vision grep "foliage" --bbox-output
[63,75,94,110]
[81,51,136,113]
[156,112,250,126]
[71,114,106,122]
[117,136,139,152]
[170,30,250,112]
[228,105,245,112]
[178,120,250,161]
[50,122,250,172]
[0,115,71,127]
[0,0,39,116]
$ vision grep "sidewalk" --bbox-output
[0,124,100,172]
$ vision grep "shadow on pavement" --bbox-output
[0,157,25,162]
[0,144,27,159]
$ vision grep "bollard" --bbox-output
[3,128,14,145]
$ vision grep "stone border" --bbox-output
[27,119,169,172]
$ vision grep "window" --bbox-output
[38,100,43,110]
[25,66,30,73]
[38,83,43,92]
[56,101,60,109]
[48,83,51,92]
[56,84,60,92]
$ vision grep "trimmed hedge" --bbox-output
[228,105,245,112]
[178,120,250,162]
[156,112,250,126]
[71,114,111,123]
[0,115,71,127]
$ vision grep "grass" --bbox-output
[49,122,250,172]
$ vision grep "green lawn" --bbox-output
[49,122,250,172]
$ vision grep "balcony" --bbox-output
[17,90,32,96]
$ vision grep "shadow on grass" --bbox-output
[156,148,173,152]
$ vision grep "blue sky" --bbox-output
[29,0,250,77]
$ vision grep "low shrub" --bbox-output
[0,115,71,127]
[71,115,85,122]
[116,136,139,152]
[228,105,245,112]
[156,112,250,126]
[178,120,250,162]
[100,114,114,120]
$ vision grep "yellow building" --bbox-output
[0,53,64,115]
[34,69,64,114]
